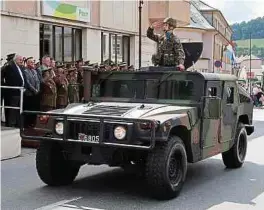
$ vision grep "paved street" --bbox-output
[1,109,264,210]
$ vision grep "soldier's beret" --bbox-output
[42,67,52,73]
[68,67,76,72]
[25,57,33,62]
[6,53,16,61]
[119,62,127,67]
[39,65,49,72]
[163,17,177,28]
[56,62,64,68]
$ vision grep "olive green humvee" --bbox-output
[21,43,254,200]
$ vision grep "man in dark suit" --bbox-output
[1,54,25,127]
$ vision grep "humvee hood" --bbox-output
[62,102,196,123]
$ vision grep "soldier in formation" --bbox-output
[54,64,69,109]
[40,67,57,111]
[67,66,79,103]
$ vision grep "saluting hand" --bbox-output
[151,21,163,29]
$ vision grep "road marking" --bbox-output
[207,192,264,210]
[35,197,82,210]
[80,206,105,210]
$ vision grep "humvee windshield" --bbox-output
[91,78,197,101]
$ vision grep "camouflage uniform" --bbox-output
[40,69,57,111]
[54,73,69,109]
[147,17,185,67]
[67,68,79,103]
[77,67,84,102]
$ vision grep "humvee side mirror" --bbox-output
[203,97,222,119]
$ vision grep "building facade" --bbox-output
[1,0,190,68]
[176,0,234,73]
[236,55,264,81]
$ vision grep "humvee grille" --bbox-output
[83,105,133,116]
[68,121,110,140]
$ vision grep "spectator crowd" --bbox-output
[252,84,264,107]
[1,53,134,128]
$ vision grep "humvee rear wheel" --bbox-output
[36,142,80,186]
[222,123,248,168]
[145,136,187,200]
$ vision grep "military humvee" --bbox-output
[20,42,254,200]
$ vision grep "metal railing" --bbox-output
[0,86,25,114]
[20,111,157,150]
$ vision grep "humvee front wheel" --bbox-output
[145,136,187,200]
[222,123,248,168]
[36,142,80,186]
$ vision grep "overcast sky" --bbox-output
[202,0,264,24]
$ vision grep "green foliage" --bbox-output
[231,17,264,40]
[235,39,264,58]
[232,17,264,58]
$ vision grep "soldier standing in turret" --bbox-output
[147,17,185,71]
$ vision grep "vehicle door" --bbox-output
[201,81,223,149]
[220,81,238,143]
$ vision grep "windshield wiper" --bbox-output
[156,73,174,87]
[97,71,114,86]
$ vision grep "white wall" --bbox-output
[202,32,214,71]
[100,1,137,32]
[1,16,39,59]
[134,35,156,68]
[176,30,203,42]
[83,28,101,63]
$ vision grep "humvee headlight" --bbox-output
[55,122,64,135]
[114,126,126,140]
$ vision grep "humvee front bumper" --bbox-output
[20,111,157,150]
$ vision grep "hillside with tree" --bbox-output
[231,16,264,58]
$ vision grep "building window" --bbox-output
[39,23,82,62]
[112,36,122,56]
[55,26,63,62]
[101,32,130,65]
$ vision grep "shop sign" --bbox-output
[247,72,255,79]
[42,0,90,23]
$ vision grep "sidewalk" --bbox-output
[1,125,21,160]
[253,108,264,121]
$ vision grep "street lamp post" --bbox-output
[249,33,252,96]
[138,0,143,69]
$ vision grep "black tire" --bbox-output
[222,123,248,168]
[36,142,80,186]
[145,136,187,200]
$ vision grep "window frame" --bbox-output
[39,23,82,62]
[100,32,131,65]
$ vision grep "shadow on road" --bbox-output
[35,158,264,210]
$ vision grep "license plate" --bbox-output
[78,133,99,143]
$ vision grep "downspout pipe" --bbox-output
[213,32,219,73]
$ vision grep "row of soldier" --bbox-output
[1,53,135,127]
[40,59,135,111]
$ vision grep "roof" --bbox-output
[191,0,217,11]
[191,0,233,33]
[200,72,237,81]
[185,4,214,30]
[91,68,237,81]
